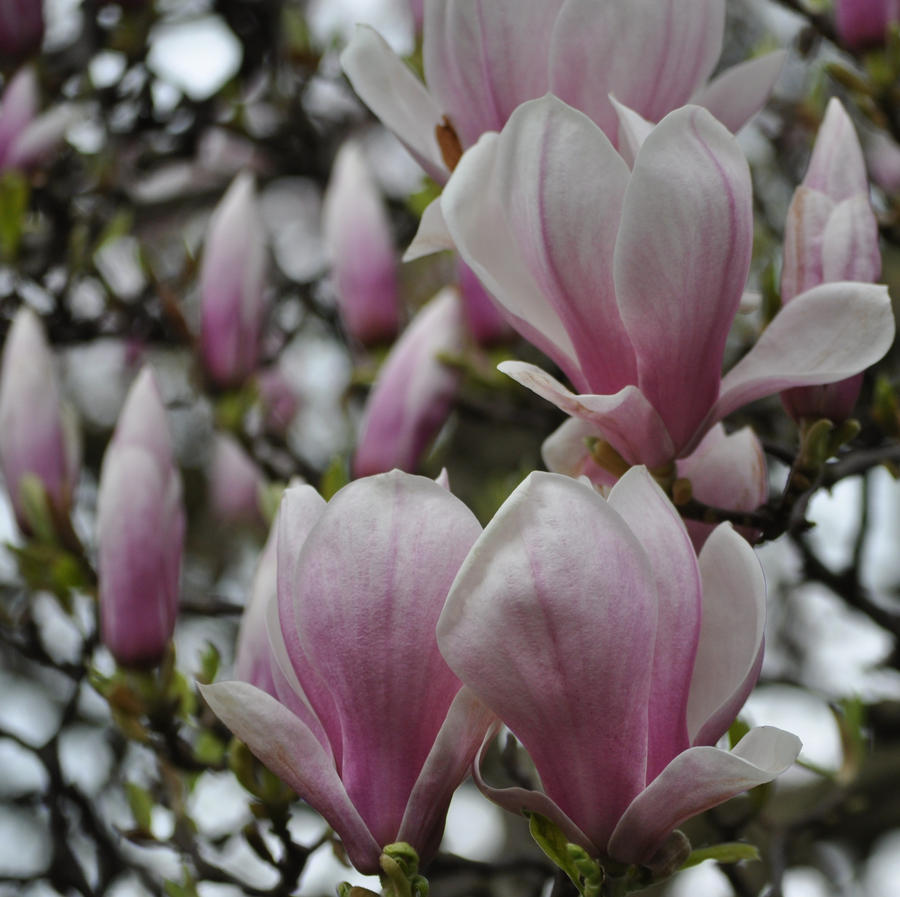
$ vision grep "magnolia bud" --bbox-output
[97,368,185,667]
[0,1,44,61]
[322,141,400,345]
[200,172,267,387]
[354,287,466,477]
[0,308,80,534]
[835,0,900,48]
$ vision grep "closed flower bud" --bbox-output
[354,286,466,477]
[322,141,400,345]
[97,368,185,667]
[835,0,900,48]
[200,172,268,387]
[0,308,80,534]
[781,99,881,423]
[0,1,44,61]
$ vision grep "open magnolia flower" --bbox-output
[437,468,801,866]
[430,96,894,471]
[341,0,783,185]
[202,472,494,874]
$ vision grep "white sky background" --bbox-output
[3,0,900,895]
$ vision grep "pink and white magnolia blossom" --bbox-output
[322,141,400,345]
[438,468,801,866]
[781,99,882,423]
[0,307,80,533]
[435,97,894,471]
[0,67,75,173]
[835,0,900,48]
[341,0,784,187]
[354,286,467,477]
[97,368,185,667]
[202,473,495,874]
[0,1,44,61]
[199,172,267,387]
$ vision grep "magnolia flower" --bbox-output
[0,1,44,60]
[199,172,267,387]
[97,368,185,667]
[435,96,894,471]
[0,67,74,173]
[0,308,80,534]
[354,286,467,477]
[322,141,400,345]
[341,0,783,185]
[202,473,495,874]
[781,99,882,423]
[835,0,900,48]
[438,468,801,866]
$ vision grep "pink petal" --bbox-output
[398,687,496,863]
[6,104,76,170]
[486,96,637,393]
[290,471,482,849]
[689,50,787,133]
[687,523,766,747]
[404,197,455,261]
[550,0,724,139]
[471,728,598,854]
[457,258,511,345]
[200,681,382,874]
[609,97,653,168]
[675,424,767,550]
[498,361,675,468]
[353,286,467,477]
[709,282,895,430]
[440,126,582,385]
[780,187,834,302]
[341,25,447,182]
[614,105,753,451]
[607,468,701,780]
[821,194,881,284]
[803,98,870,200]
[607,727,801,865]
[437,472,658,850]
[0,67,38,167]
[423,0,564,148]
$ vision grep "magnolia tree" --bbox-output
[3,1,900,896]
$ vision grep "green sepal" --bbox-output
[320,454,350,500]
[526,811,585,892]
[19,474,59,545]
[379,843,429,897]
[682,842,760,868]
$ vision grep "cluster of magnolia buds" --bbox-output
[0,0,897,893]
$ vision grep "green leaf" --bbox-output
[682,842,760,868]
[526,812,584,892]
[125,782,154,834]
[727,718,750,750]
[196,642,220,685]
[0,171,29,260]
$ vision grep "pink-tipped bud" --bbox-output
[322,141,400,345]
[354,286,466,477]
[200,172,268,387]
[835,0,900,48]
[0,1,44,61]
[97,368,185,667]
[208,433,265,526]
[781,99,881,423]
[0,308,80,534]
